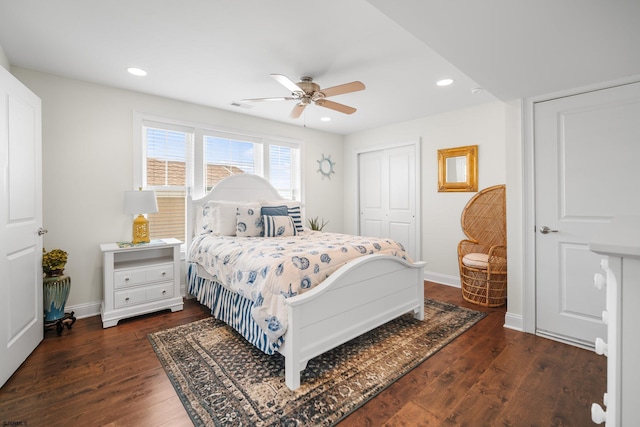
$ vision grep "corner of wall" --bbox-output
[0,43,10,71]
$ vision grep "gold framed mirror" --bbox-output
[437,145,478,192]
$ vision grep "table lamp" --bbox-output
[124,188,159,244]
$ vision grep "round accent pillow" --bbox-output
[462,253,489,269]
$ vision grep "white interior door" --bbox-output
[534,81,640,347]
[0,66,43,387]
[358,143,419,260]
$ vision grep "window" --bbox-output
[136,116,301,244]
[145,126,192,242]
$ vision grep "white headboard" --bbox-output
[186,174,285,248]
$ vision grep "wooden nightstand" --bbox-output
[100,238,183,328]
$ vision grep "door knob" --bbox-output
[37,227,48,236]
[539,226,558,234]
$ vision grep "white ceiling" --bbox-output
[0,1,638,136]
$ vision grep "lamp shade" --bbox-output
[124,190,158,215]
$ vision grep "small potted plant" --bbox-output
[42,248,68,277]
[307,216,329,231]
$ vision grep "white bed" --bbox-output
[186,174,426,390]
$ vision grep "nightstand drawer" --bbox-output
[114,263,174,288]
[114,282,175,308]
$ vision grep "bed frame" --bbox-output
[186,174,426,390]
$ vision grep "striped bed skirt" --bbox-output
[187,262,284,355]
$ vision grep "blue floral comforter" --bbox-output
[189,231,412,342]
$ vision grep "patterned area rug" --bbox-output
[148,299,486,426]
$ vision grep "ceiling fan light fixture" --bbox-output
[246,74,365,119]
[437,78,454,87]
[320,117,331,122]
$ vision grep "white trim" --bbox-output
[66,301,102,320]
[424,270,460,288]
[522,74,640,336]
[353,138,422,261]
[504,312,523,331]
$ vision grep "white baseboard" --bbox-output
[66,301,102,319]
[68,286,189,320]
[424,271,460,288]
[504,312,523,331]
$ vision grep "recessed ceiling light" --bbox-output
[320,117,331,122]
[127,67,147,76]
[436,78,454,87]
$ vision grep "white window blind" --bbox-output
[137,115,301,245]
[268,143,300,200]
[144,126,193,242]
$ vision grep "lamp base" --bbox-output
[132,214,150,244]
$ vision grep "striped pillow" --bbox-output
[287,206,304,233]
[263,215,297,237]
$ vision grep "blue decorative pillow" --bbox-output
[263,215,297,237]
[261,205,289,217]
[236,203,263,237]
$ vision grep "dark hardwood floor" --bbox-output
[0,282,605,426]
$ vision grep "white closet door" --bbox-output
[0,66,43,387]
[358,143,418,259]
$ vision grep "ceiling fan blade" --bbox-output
[271,74,304,94]
[241,97,295,102]
[320,81,365,98]
[290,103,307,119]
[315,99,357,115]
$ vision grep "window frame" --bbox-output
[133,113,304,249]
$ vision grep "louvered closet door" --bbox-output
[358,144,418,259]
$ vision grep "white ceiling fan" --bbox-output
[242,74,365,118]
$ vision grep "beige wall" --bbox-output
[344,101,508,279]
[12,67,345,315]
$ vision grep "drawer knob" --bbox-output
[601,310,608,325]
[593,273,606,290]
[125,277,130,281]
[594,337,608,356]
[591,403,607,424]
[162,271,166,276]
[162,290,166,295]
[125,297,130,301]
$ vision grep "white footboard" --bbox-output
[278,254,426,390]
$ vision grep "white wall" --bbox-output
[11,67,345,315]
[0,44,9,70]
[504,99,523,327]
[344,101,508,284]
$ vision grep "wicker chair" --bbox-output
[457,185,507,307]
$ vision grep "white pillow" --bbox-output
[204,201,238,236]
[195,202,215,234]
[236,203,263,237]
[264,214,297,237]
